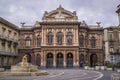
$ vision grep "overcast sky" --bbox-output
[0,0,120,27]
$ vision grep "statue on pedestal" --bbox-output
[21,55,28,67]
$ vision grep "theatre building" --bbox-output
[18,6,103,68]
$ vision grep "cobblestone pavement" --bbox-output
[0,69,114,80]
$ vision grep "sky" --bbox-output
[0,0,120,27]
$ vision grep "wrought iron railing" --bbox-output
[0,51,18,56]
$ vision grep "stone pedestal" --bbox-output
[95,66,100,70]
[84,66,89,70]
[100,66,106,70]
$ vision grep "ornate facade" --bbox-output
[18,6,103,68]
[0,17,19,68]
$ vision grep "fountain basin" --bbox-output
[11,65,38,72]
[0,55,48,77]
[0,71,48,76]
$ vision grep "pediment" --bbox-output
[42,5,78,22]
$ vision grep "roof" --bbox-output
[42,5,78,22]
[0,17,19,31]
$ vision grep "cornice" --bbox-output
[0,17,19,31]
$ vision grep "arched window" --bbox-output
[79,35,84,47]
[91,36,96,48]
[26,36,30,47]
[47,32,53,44]
[67,32,73,45]
[57,32,62,45]
[37,35,41,47]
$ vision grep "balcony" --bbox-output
[88,46,102,49]
[13,39,19,44]
[0,51,18,56]
[0,34,7,40]
[7,36,13,42]
[108,39,114,42]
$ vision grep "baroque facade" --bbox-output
[19,6,103,68]
[0,17,19,68]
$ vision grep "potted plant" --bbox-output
[84,61,89,70]
[106,63,113,70]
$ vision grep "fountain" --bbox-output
[0,55,48,76]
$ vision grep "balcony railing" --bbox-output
[13,39,18,44]
[0,34,18,43]
[108,39,114,42]
[7,37,13,42]
[0,34,7,40]
[0,51,18,56]
[87,46,102,49]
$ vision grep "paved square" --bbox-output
[0,69,114,80]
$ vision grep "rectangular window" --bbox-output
[2,44,5,52]
[109,33,113,41]
[8,30,11,38]
[13,46,17,54]
[109,47,114,53]
[8,46,10,53]
[26,41,30,47]
[2,28,6,37]
[14,32,17,40]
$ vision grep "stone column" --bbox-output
[63,51,66,68]
[63,29,66,46]
[75,29,78,46]
[73,29,75,45]
[53,50,56,67]
[41,50,44,68]
[41,28,44,46]
[44,29,47,45]
[76,50,79,67]
[73,51,76,67]
[53,29,56,46]
[43,50,46,67]
[118,13,120,26]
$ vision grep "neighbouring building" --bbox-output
[0,17,19,68]
[18,6,103,68]
[104,26,120,64]
[104,4,120,64]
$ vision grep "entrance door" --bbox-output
[56,53,63,68]
[46,53,53,68]
[79,54,85,67]
[67,53,73,68]
[26,54,31,63]
[90,54,97,67]
[36,54,41,66]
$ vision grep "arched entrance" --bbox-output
[36,54,41,66]
[79,54,85,67]
[90,54,97,67]
[46,53,53,68]
[67,53,73,68]
[25,54,31,63]
[56,53,63,68]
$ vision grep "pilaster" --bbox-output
[63,50,66,68]
[53,50,56,67]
